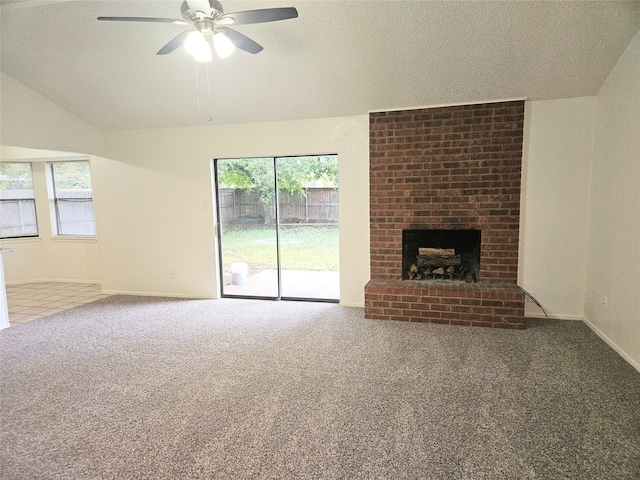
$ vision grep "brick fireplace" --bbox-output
[365,101,526,329]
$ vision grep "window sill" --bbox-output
[50,236,97,243]
[0,236,41,245]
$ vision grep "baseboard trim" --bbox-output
[339,302,364,308]
[526,312,583,321]
[6,279,100,286]
[583,315,640,374]
[555,314,583,321]
[100,289,216,300]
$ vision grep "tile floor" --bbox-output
[6,282,111,327]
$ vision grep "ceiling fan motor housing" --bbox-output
[181,0,224,21]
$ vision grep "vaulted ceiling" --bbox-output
[1,0,639,131]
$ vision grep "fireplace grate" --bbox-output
[402,229,481,282]
[408,252,476,282]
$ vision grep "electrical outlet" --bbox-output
[601,296,608,308]
[170,270,176,280]
[588,289,593,299]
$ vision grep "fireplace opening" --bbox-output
[402,229,481,282]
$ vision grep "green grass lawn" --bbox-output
[220,224,339,272]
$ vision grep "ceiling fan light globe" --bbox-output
[184,30,206,54]
[213,32,235,58]
[184,30,212,62]
[193,43,213,63]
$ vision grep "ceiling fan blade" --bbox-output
[186,0,212,14]
[98,16,190,25]
[218,7,298,25]
[218,27,263,54]
[157,30,192,55]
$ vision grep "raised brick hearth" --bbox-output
[365,101,526,329]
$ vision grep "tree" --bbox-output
[217,155,338,224]
[0,163,34,191]
[50,161,92,189]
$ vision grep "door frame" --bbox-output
[213,155,339,303]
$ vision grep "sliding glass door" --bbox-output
[215,157,279,298]
[214,155,339,302]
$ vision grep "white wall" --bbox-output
[0,73,370,304]
[0,73,103,156]
[99,116,370,306]
[0,155,101,284]
[521,97,595,319]
[583,30,640,370]
[520,31,640,369]
[1,74,105,285]
[0,81,370,304]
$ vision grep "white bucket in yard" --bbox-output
[231,263,248,285]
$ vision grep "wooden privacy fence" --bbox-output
[218,188,338,224]
[1,188,94,237]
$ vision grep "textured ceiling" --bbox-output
[1,0,639,131]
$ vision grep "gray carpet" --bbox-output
[1,295,639,479]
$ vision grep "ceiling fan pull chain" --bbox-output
[206,63,213,122]
[195,60,201,112]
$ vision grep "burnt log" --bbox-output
[419,248,455,255]
[416,254,461,267]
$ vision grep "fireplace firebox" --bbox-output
[402,229,481,282]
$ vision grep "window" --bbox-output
[50,161,96,236]
[0,162,38,238]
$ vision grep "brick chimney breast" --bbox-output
[365,101,526,329]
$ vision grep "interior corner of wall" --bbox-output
[517,101,533,287]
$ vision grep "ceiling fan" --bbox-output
[98,0,298,62]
